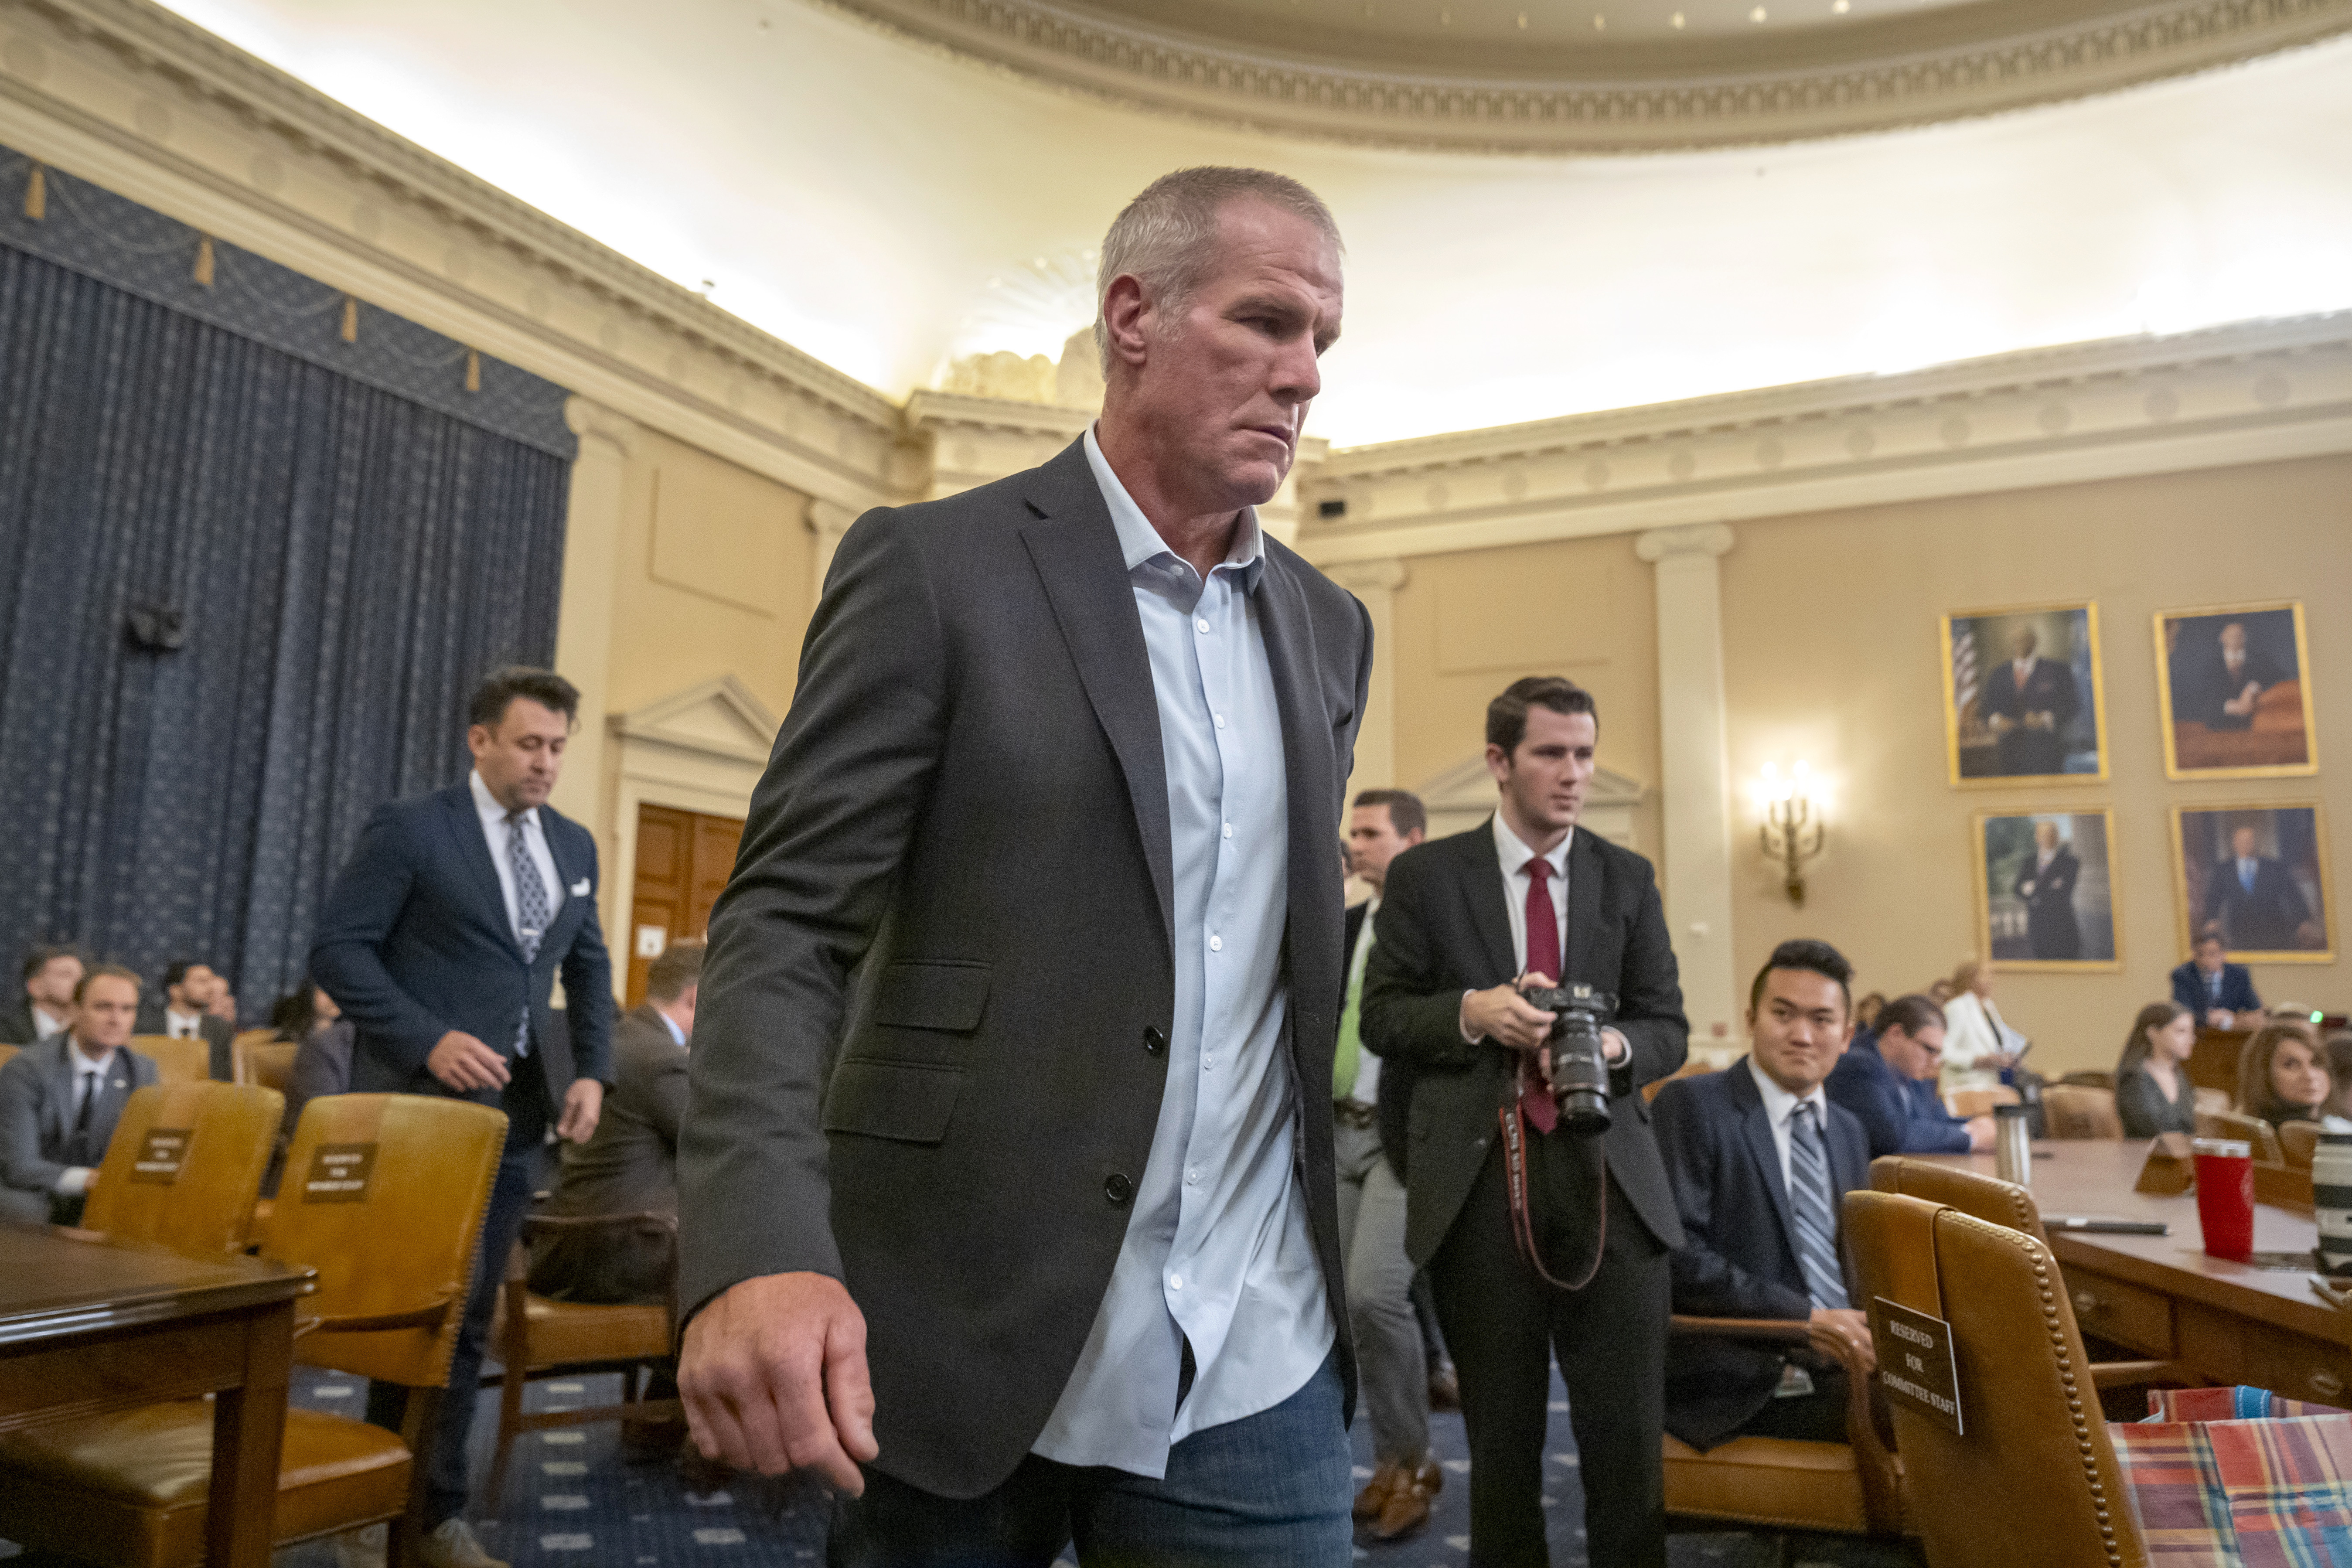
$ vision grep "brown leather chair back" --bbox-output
[1843,1190,2149,1568]
[2278,1119,2321,1170]
[80,1081,282,1257]
[2043,1085,2124,1140]
[0,1043,17,1071]
[2056,1070,2116,1091]
[268,1093,507,1391]
[233,1031,296,1090]
[1944,1085,2021,1119]
[129,1034,211,1086]
[1869,1155,2048,1246]
[2195,1108,2282,1164]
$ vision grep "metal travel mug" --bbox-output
[1993,1103,2033,1186]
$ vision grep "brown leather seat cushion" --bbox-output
[0,1402,409,1567]
[1663,1433,1871,1534]
[499,1287,671,1368]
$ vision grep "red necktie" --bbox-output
[1520,858,1561,1134]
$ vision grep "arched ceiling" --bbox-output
[834,0,2352,150]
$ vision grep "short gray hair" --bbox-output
[1094,167,1342,373]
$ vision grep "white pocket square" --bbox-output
[571,878,591,896]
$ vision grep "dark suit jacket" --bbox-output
[1348,900,1416,1184]
[310,782,615,1127]
[2171,961,2261,1016]
[1824,1036,1971,1158]
[677,439,1371,1499]
[2183,650,2287,729]
[1359,821,1689,1268]
[133,1004,235,1082]
[532,1003,689,1304]
[1651,1061,1871,1450]
[2014,845,2081,961]
[0,1035,162,1207]
[0,1000,68,1047]
[2201,857,2312,953]
[1980,657,2079,775]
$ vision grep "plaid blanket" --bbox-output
[2111,1410,2352,1565]
[2144,1388,2348,1423]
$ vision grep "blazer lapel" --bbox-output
[1461,824,1517,985]
[1018,449,1174,944]
[441,786,524,961]
[1255,558,1335,940]
[1562,829,1605,986]
[1731,1064,1801,1250]
[44,1042,75,1145]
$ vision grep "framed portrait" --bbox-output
[1974,811,2120,971]
[2154,601,2318,779]
[1941,602,2107,786]
[2171,804,2336,963]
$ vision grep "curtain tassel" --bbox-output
[464,348,481,393]
[24,163,45,220]
[340,295,358,343]
[193,235,215,288]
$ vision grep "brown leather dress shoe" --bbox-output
[1428,1364,1461,1411]
[1373,1462,1439,1541]
[1353,1460,1403,1521]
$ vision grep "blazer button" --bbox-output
[1142,1026,1167,1056]
[1104,1173,1134,1206]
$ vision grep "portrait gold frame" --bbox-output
[1940,600,2109,788]
[1971,809,2124,973]
[2168,801,2338,965]
[2152,600,2319,781]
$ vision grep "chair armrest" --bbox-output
[296,1300,452,1338]
[522,1210,677,1238]
[2091,1359,2196,1390]
[1669,1314,1814,1344]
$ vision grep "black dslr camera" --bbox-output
[1518,982,1616,1135]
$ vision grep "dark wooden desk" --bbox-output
[1927,1142,2352,1404]
[0,1224,312,1567]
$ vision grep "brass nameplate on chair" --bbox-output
[2136,1132,2196,1196]
[302,1142,378,1203]
[1871,1296,1963,1435]
[128,1128,193,1185]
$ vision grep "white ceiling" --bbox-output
[155,0,2352,447]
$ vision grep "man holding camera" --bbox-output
[1362,676,1687,1567]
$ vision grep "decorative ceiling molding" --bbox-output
[827,0,2352,151]
[1292,310,2352,564]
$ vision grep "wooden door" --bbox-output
[626,804,745,1006]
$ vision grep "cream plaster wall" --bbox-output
[1718,454,2352,1076]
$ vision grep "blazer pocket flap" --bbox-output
[871,961,991,1032]
[823,1060,963,1145]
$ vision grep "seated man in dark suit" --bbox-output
[136,958,237,1081]
[1652,940,1876,1451]
[0,965,160,1224]
[2,945,84,1046]
[2202,825,2317,952]
[2184,621,2288,731]
[1826,994,1994,1159]
[531,941,701,1304]
[2171,933,2262,1027]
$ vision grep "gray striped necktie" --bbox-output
[507,811,550,1057]
[1788,1101,1850,1311]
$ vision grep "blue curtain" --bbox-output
[0,242,572,1014]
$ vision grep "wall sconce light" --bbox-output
[1759,761,1826,906]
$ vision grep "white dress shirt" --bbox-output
[1746,1057,1831,1193]
[469,769,564,943]
[1493,814,1571,975]
[29,1005,67,1041]
[163,1008,205,1039]
[58,1045,119,1195]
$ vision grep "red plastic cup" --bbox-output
[2192,1137,2256,1258]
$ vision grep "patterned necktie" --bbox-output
[1788,1101,1850,1311]
[507,811,550,1057]
[1518,859,1563,1135]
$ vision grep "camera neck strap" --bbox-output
[1499,1063,1607,1293]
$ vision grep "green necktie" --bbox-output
[1334,913,1374,1101]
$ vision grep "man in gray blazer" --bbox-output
[678,167,1370,1564]
[0,965,159,1224]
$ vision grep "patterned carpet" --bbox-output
[2,1361,1920,1567]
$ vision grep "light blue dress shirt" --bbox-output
[1029,429,1334,1477]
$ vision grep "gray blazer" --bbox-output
[678,438,1373,1499]
[0,1035,161,1203]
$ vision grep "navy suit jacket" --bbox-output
[1652,1060,1870,1449]
[310,782,615,1123]
[2171,961,2261,1016]
[2202,857,2312,952]
[1824,1034,1973,1158]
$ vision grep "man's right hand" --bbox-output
[426,1030,509,1091]
[1964,1115,1997,1153]
[679,1271,878,1493]
[1462,981,1558,1053]
[2207,1008,2235,1029]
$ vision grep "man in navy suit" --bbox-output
[1651,940,1875,1451]
[1978,625,2079,777]
[1825,995,1993,1159]
[2201,825,2317,953]
[2172,933,2262,1026]
[312,666,614,1568]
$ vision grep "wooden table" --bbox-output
[1928,1142,2352,1404]
[0,1224,312,1567]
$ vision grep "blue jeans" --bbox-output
[829,1347,1353,1568]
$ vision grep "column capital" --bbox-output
[1325,557,1409,593]
[563,396,638,457]
[806,498,859,539]
[1634,522,1735,563]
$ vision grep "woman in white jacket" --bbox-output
[1940,959,2025,1096]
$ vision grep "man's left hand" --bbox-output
[1600,1026,1629,1065]
[557,1078,603,1143]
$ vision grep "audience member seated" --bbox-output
[2115,1001,2199,1138]
[1652,939,1876,1451]
[1825,993,1994,1157]
[1938,959,2025,1096]
[2171,934,2261,1028]
[136,958,238,1081]
[1852,992,1886,1032]
[2,945,85,1046]
[2235,1019,2350,1132]
[528,941,701,1304]
[2325,1034,2352,1126]
[271,979,353,1184]
[0,965,160,1224]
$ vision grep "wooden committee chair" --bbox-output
[2279,1119,2321,1169]
[2195,1107,2282,1164]
[0,1094,508,1567]
[0,1042,17,1071]
[130,1033,214,1086]
[2041,1084,2124,1140]
[78,1080,283,1256]
[486,1209,682,1501]
[1943,1085,2020,1119]
[232,1032,300,1092]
